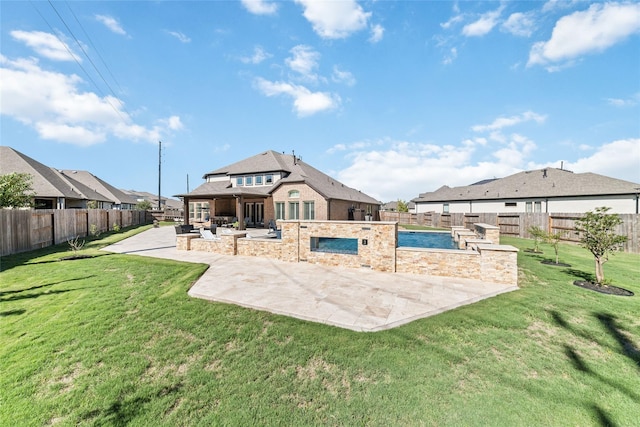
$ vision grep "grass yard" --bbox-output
[1,226,639,426]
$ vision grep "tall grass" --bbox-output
[1,227,638,426]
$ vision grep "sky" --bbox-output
[1,0,639,203]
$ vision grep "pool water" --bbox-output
[398,231,456,249]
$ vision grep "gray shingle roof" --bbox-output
[0,146,110,201]
[60,170,138,205]
[412,168,640,202]
[186,150,380,204]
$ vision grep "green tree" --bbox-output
[544,230,566,265]
[86,200,99,209]
[527,225,546,253]
[575,207,627,284]
[396,199,409,213]
[0,172,34,208]
[136,200,153,211]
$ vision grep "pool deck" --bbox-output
[102,226,518,332]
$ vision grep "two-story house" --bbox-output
[178,150,381,229]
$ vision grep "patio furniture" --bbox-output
[175,224,194,234]
[200,228,220,240]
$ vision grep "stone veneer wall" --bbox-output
[237,238,282,260]
[474,223,500,244]
[281,220,397,272]
[396,245,518,285]
[178,221,518,286]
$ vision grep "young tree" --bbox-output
[396,199,409,213]
[136,200,152,211]
[575,207,628,284]
[527,225,546,253]
[0,172,34,208]
[544,230,566,265]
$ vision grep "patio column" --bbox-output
[183,197,190,225]
[236,195,244,230]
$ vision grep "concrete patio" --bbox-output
[103,226,518,332]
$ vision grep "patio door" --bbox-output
[243,202,265,227]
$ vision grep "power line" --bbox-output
[64,1,126,99]
[29,0,129,124]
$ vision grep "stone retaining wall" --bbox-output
[177,220,519,286]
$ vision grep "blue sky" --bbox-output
[1,0,639,202]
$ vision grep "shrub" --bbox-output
[89,224,101,237]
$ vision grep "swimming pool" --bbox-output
[398,231,457,249]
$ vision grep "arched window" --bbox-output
[288,190,300,198]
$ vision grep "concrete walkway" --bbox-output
[103,226,518,332]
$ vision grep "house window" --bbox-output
[526,202,532,213]
[289,202,299,219]
[245,176,253,186]
[255,175,263,185]
[288,190,300,198]
[236,177,244,186]
[275,202,285,220]
[535,201,542,213]
[443,203,449,213]
[266,174,273,184]
[505,202,517,207]
[303,201,315,220]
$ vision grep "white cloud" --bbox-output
[528,3,640,68]
[10,30,80,62]
[240,46,272,64]
[441,14,464,30]
[285,45,320,80]
[607,93,640,107]
[334,138,530,202]
[167,31,191,43]
[541,139,640,184]
[326,143,347,154]
[462,5,504,37]
[95,15,128,36]
[502,12,536,37]
[241,0,278,15]
[443,47,458,65]
[332,66,356,86]
[542,0,582,14]
[472,111,547,132]
[295,0,371,39]
[0,55,180,146]
[253,77,340,117]
[369,24,385,43]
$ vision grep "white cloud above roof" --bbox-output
[253,77,340,117]
[10,30,80,62]
[472,111,547,132]
[295,0,371,39]
[95,14,128,36]
[241,0,278,15]
[167,31,191,43]
[0,55,180,146]
[528,2,640,69]
[240,46,272,64]
[555,138,640,182]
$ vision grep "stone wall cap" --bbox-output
[397,247,477,255]
[474,223,499,229]
[476,244,519,252]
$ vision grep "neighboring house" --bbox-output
[381,201,416,213]
[123,190,183,217]
[412,168,640,214]
[59,170,138,210]
[0,146,138,209]
[177,150,381,228]
[0,146,111,209]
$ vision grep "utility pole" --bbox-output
[158,141,162,211]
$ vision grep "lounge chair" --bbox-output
[200,229,220,240]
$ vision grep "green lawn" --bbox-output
[1,226,639,426]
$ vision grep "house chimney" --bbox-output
[560,161,564,170]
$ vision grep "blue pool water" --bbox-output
[398,231,456,249]
[311,237,358,255]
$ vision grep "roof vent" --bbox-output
[543,169,547,178]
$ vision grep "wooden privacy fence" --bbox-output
[1,209,149,256]
[380,211,639,253]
